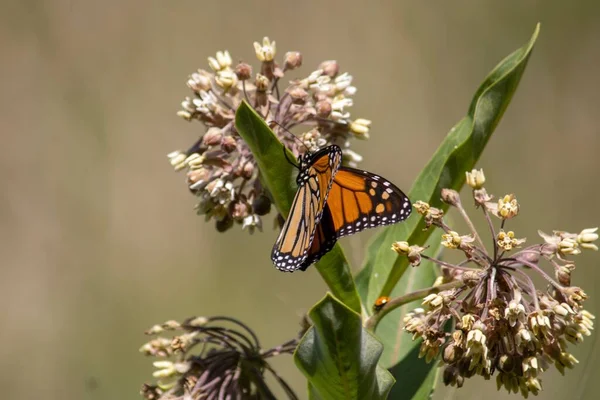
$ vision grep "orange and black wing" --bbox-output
[271,146,342,272]
[325,166,411,237]
[298,203,337,271]
[298,166,412,270]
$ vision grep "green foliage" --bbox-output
[359,23,540,398]
[236,23,540,399]
[294,294,394,400]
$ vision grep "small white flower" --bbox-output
[309,75,334,95]
[216,51,232,69]
[181,97,195,112]
[331,95,353,112]
[330,110,350,121]
[187,69,212,92]
[334,72,353,92]
[577,227,598,251]
[253,37,276,62]
[209,179,235,204]
[168,151,187,171]
[465,168,486,189]
[192,90,218,113]
[349,118,371,138]
[505,300,526,327]
[215,69,238,91]
[466,324,489,371]
[342,149,363,168]
[422,293,444,309]
[558,237,581,256]
[522,356,540,378]
[242,214,262,234]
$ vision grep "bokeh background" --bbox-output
[1,1,599,399]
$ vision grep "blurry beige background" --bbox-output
[1,1,599,399]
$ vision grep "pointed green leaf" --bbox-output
[361,22,540,386]
[294,294,394,400]
[234,102,361,312]
[388,345,440,400]
[363,23,540,318]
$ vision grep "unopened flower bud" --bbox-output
[252,194,272,216]
[319,60,339,77]
[235,62,253,80]
[443,365,464,388]
[556,265,572,286]
[316,99,332,117]
[216,216,234,232]
[441,188,461,206]
[202,127,223,146]
[255,74,269,92]
[284,51,303,70]
[221,136,237,153]
[461,270,482,287]
[497,354,515,373]
[443,343,458,363]
[187,316,208,327]
[145,324,164,335]
[242,161,254,179]
[187,167,210,188]
[288,86,308,103]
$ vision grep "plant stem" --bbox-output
[456,200,487,252]
[364,280,465,331]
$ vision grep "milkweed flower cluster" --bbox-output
[394,169,596,397]
[139,316,299,400]
[168,37,370,233]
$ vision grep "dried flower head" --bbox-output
[399,168,596,397]
[170,36,370,232]
[140,316,298,399]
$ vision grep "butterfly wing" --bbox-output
[298,167,412,270]
[271,146,342,272]
[326,166,411,237]
[297,203,338,271]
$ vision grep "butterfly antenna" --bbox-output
[282,145,299,169]
[270,120,312,154]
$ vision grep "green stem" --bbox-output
[364,280,465,331]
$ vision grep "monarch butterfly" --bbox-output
[272,144,411,272]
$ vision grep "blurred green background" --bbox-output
[1,1,598,399]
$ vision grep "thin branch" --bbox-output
[364,280,465,331]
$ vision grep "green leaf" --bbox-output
[363,23,540,313]
[294,294,395,400]
[362,20,540,381]
[234,101,361,312]
[308,383,323,400]
[388,345,440,400]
